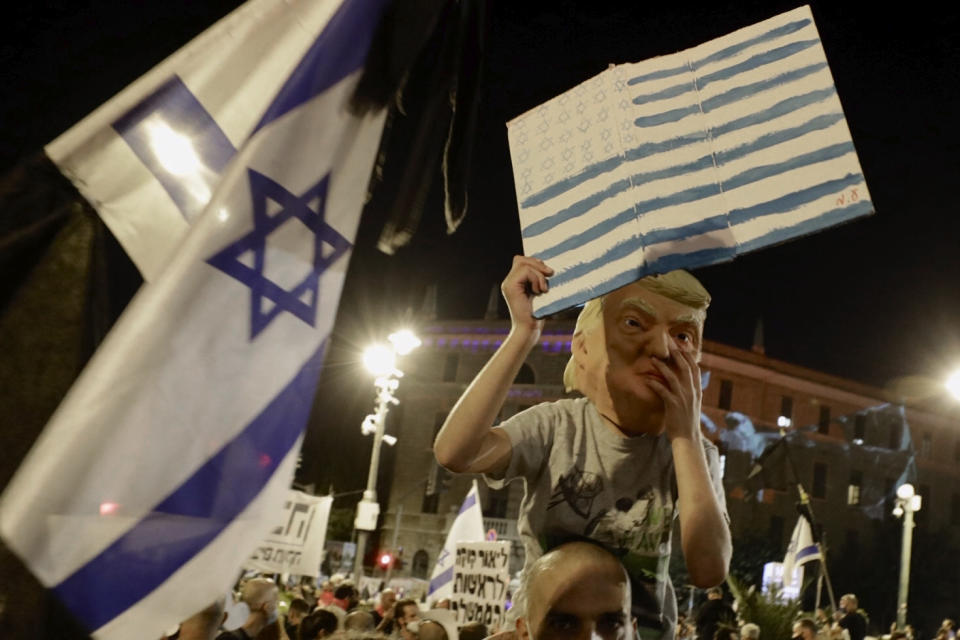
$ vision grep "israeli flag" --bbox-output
[428,480,486,601]
[0,0,387,638]
[782,514,820,584]
[508,5,873,317]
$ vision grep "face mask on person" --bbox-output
[406,620,421,635]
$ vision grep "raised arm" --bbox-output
[433,256,553,475]
[647,342,732,587]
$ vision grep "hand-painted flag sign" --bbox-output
[508,5,873,317]
[0,0,387,638]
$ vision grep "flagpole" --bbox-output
[779,435,837,611]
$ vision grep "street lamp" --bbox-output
[945,368,960,402]
[893,483,922,628]
[352,329,419,581]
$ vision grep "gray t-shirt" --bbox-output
[485,397,727,640]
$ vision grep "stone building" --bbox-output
[379,314,960,585]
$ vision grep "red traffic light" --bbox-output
[378,552,394,568]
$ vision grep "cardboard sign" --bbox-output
[245,491,332,575]
[507,6,872,317]
[451,541,511,629]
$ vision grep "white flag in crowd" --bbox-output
[428,480,487,602]
[0,0,388,638]
[508,5,872,316]
[782,513,820,583]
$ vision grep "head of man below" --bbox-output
[218,578,278,640]
[378,589,397,616]
[839,594,858,613]
[299,609,339,640]
[517,541,633,640]
[563,270,709,437]
[394,598,421,640]
[792,618,817,640]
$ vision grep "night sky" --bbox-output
[3,2,959,485]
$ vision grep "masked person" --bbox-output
[434,256,730,640]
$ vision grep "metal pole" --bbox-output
[896,504,915,628]
[353,393,390,581]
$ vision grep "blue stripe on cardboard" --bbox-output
[716,112,845,165]
[736,200,873,253]
[693,18,812,70]
[536,208,637,261]
[522,178,632,238]
[702,62,828,113]
[727,173,864,225]
[711,87,836,137]
[724,141,855,192]
[534,266,644,318]
[697,39,820,89]
[634,104,701,128]
[547,236,644,289]
[626,18,812,86]
[642,214,730,245]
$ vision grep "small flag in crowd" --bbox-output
[429,480,487,601]
[0,0,388,638]
[508,5,872,316]
[782,513,821,583]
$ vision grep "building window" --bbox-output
[921,433,933,459]
[853,413,867,442]
[719,379,733,410]
[818,405,831,435]
[952,494,960,526]
[443,354,458,382]
[768,515,784,546]
[780,396,793,422]
[889,422,902,450]
[848,470,862,506]
[513,363,535,385]
[412,550,429,579]
[421,491,439,514]
[486,488,509,518]
[812,463,828,499]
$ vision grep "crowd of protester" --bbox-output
[159,572,486,640]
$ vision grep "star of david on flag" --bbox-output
[207,170,351,339]
[0,0,389,638]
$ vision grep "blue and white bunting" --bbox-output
[0,0,387,638]
[428,480,486,601]
[508,5,873,317]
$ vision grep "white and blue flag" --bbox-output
[0,0,387,638]
[428,480,486,601]
[782,513,820,584]
[508,5,873,317]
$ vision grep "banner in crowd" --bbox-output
[451,541,511,629]
[245,491,332,575]
[0,0,388,638]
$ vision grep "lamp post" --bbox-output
[893,483,922,628]
[946,368,960,402]
[352,330,420,582]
